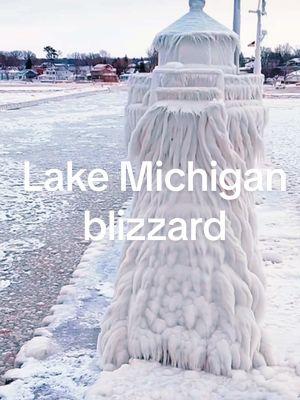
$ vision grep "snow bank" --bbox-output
[0,86,108,111]
[86,359,300,400]
[14,337,60,368]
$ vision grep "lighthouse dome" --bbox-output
[153,0,239,69]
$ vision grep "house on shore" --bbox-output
[6,69,20,80]
[0,68,38,80]
[38,64,74,82]
[263,57,300,79]
[285,70,300,83]
[19,70,38,80]
[90,64,118,82]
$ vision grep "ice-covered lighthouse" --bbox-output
[100,0,273,375]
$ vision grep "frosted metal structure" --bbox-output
[250,0,267,75]
[233,0,241,36]
[100,0,272,375]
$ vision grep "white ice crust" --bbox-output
[100,1,270,377]
[152,3,239,67]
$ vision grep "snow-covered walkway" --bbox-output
[0,83,110,111]
[0,233,124,399]
[0,99,299,399]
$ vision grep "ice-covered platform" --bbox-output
[0,154,300,398]
[125,65,265,170]
[1,96,300,397]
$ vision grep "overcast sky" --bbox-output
[0,0,299,58]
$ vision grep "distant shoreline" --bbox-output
[264,84,300,99]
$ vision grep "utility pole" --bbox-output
[233,0,241,36]
[233,0,241,72]
[249,0,267,75]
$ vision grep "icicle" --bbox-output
[100,100,271,375]
[153,33,239,68]
[125,104,148,148]
[103,0,270,372]
[127,75,152,106]
[151,66,225,89]
[226,105,267,168]
[150,87,222,104]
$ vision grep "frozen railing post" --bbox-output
[233,0,241,70]
[233,0,241,36]
[99,0,273,375]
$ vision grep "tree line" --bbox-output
[1,44,298,77]
[0,46,158,75]
[240,43,300,77]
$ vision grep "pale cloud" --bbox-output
[0,0,299,57]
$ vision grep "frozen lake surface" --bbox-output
[0,83,106,108]
[0,89,129,379]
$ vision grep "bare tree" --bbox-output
[274,43,295,62]
[99,49,111,59]
[147,47,158,70]
[43,46,61,62]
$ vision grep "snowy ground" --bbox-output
[0,97,299,399]
[264,84,300,99]
[0,82,110,110]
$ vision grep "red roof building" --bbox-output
[91,64,119,83]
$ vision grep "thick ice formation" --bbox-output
[152,0,239,68]
[125,73,152,147]
[100,0,271,375]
